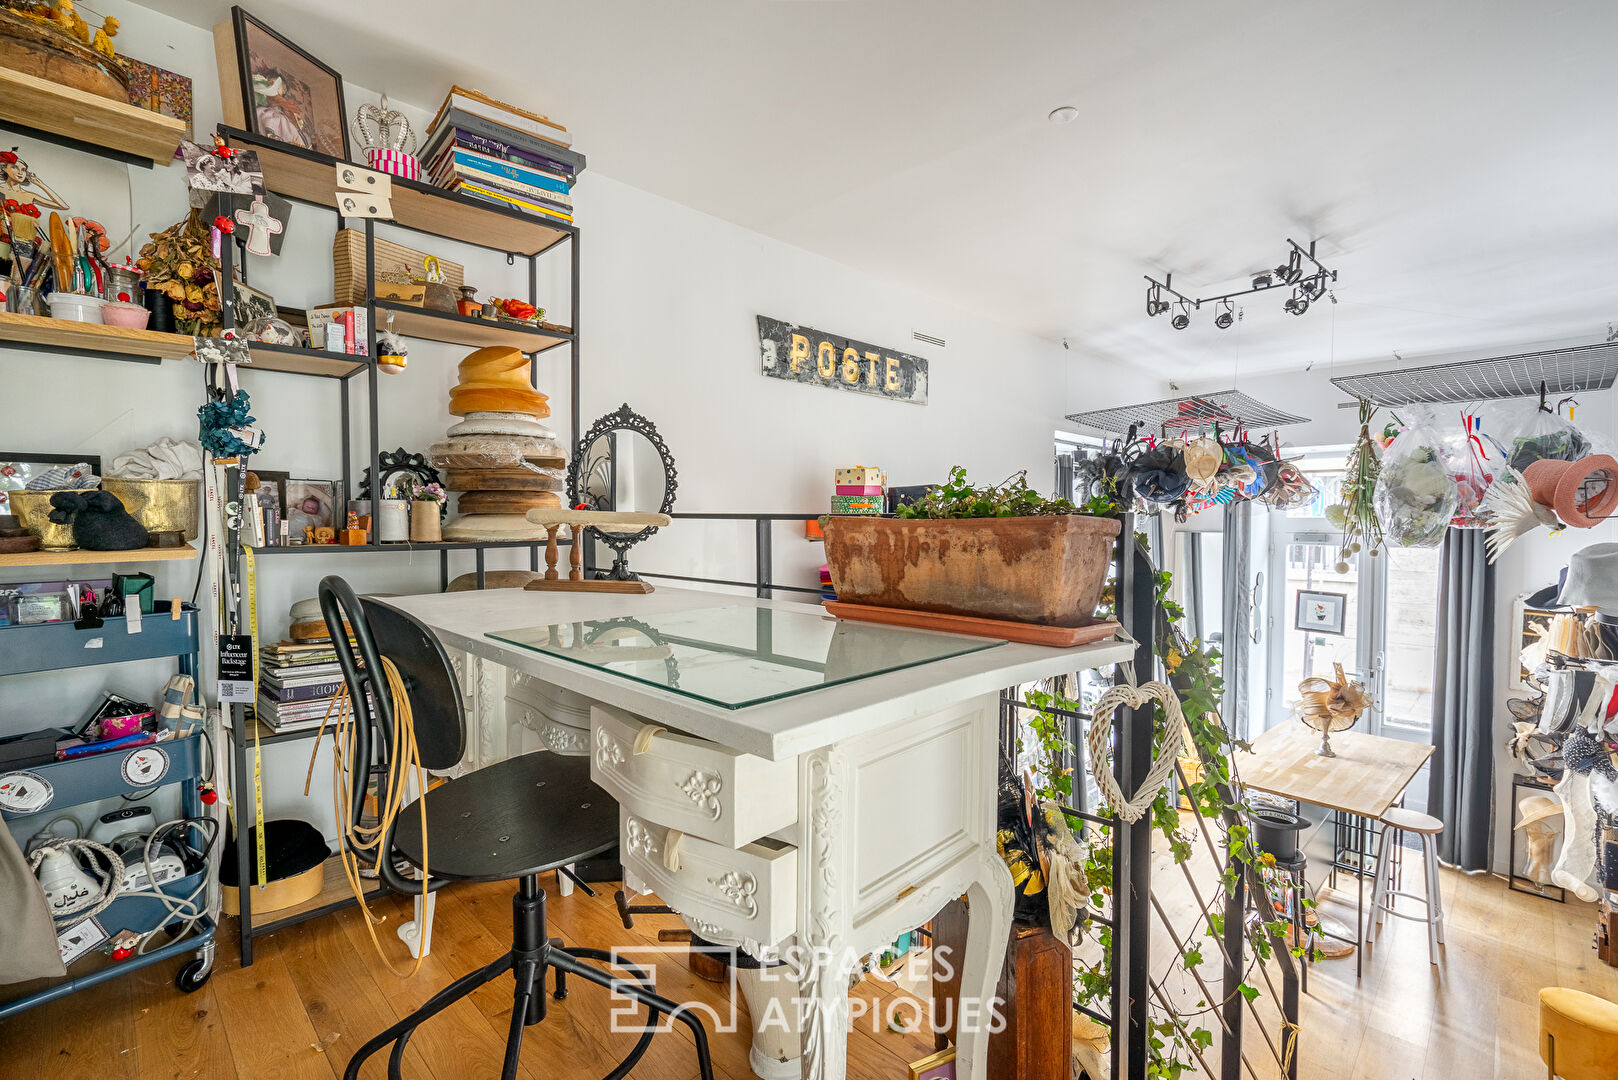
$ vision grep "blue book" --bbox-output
[438,147,570,194]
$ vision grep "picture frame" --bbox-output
[222,6,350,160]
[246,468,290,516]
[284,479,339,540]
[1295,589,1347,636]
[908,1047,955,1080]
[232,279,278,330]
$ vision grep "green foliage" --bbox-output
[1020,531,1307,1079]
[896,465,1107,519]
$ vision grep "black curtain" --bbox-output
[1426,529,1495,870]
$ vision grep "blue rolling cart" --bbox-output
[0,603,217,1017]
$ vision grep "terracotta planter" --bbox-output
[823,514,1121,628]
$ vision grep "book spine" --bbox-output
[434,110,587,174]
[451,150,568,193]
[444,168,573,209]
[452,130,576,178]
[263,679,346,703]
[457,185,574,223]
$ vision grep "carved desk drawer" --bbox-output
[620,809,797,951]
[590,705,798,849]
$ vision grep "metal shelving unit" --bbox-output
[1066,388,1309,435]
[0,607,215,1016]
[219,128,581,966]
[1329,340,1618,407]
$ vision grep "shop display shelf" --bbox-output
[0,733,207,822]
[0,604,198,677]
[373,300,572,354]
[248,537,560,555]
[220,126,575,257]
[0,543,198,569]
[0,311,193,364]
[243,854,385,936]
[0,66,187,167]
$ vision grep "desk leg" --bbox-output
[955,849,1013,1080]
[1356,816,1365,981]
[799,749,851,1080]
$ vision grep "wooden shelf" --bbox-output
[374,300,572,354]
[0,542,197,568]
[0,311,193,363]
[246,340,367,378]
[221,126,574,256]
[0,65,186,166]
[245,854,383,932]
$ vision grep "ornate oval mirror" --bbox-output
[566,404,677,580]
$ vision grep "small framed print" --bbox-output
[1295,590,1347,636]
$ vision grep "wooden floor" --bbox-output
[0,864,1612,1079]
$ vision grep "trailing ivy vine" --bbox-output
[1022,531,1310,1078]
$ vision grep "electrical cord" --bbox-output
[305,655,429,977]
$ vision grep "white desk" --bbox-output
[388,587,1132,1080]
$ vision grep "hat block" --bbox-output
[1523,455,1618,528]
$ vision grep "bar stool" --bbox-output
[1369,805,1446,964]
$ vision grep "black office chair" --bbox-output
[318,576,714,1080]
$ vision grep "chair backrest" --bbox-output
[318,576,466,890]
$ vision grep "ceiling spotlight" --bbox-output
[1251,272,1273,290]
[1171,301,1192,330]
[1299,275,1327,302]
[1213,301,1235,330]
[1048,106,1079,124]
[1283,291,1310,316]
[1274,250,1303,285]
[1145,284,1170,317]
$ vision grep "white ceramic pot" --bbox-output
[377,499,409,543]
[46,292,105,324]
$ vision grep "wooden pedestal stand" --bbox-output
[932,898,1074,1080]
[522,508,671,594]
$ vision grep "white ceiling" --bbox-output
[150,0,1618,378]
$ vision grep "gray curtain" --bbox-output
[1221,502,1253,741]
[1427,529,1495,870]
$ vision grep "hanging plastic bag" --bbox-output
[1508,395,1592,473]
[1439,412,1504,529]
[1374,410,1456,547]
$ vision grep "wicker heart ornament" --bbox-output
[1084,680,1190,822]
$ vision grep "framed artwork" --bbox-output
[1295,590,1347,636]
[232,279,278,329]
[226,6,350,160]
[117,55,194,140]
[908,1048,955,1080]
[284,479,338,540]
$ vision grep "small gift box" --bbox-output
[835,484,884,496]
[830,495,883,515]
[835,466,885,488]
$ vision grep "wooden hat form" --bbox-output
[448,346,551,418]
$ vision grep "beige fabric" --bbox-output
[0,824,66,984]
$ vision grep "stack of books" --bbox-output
[819,564,837,602]
[255,641,345,733]
[422,85,585,225]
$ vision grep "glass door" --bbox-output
[1265,530,1375,732]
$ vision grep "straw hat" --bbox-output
[1515,794,1564,829]
[1523,455,1618,527]
[1182,437,1223,485]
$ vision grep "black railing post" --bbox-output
[755,518,772,599]
[1222,865,1246,1079]
[1113,516,1154,1079]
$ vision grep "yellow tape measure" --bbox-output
[244,544,266,890]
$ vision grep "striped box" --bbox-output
[367,148,422,182]
[830,495,883,515]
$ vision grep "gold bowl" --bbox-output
[9,489,77,550]
[102,478,201,541]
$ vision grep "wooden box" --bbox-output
[932,899,1073,1080]
[333,228,463,305]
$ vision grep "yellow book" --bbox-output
[458,181,574,223]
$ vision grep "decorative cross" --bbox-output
[233,197,283,257]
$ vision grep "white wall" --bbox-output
[0,2,1161,839]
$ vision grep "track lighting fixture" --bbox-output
[1142,239,1337,331]
[1145,283,1170,317]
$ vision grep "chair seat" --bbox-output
[394,752,618,883]
[1381,806,1443,834]
[1541,987,1618,1079]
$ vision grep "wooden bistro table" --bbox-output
[1233,724,1434,978]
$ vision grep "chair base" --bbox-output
[344,876,715,1080]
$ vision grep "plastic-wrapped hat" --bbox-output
[1514,794,1564,829]
[1182,437,1223,489]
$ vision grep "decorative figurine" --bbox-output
[353,95,421,181]
[0,148,67,276]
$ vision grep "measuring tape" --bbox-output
[243,543,267,890]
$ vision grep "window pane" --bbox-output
[1383,545,1440,737]
[1279,542,1360,718]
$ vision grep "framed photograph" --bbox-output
[247,468,289,515]
[232,279,278,329]
[284,479,338,540]
[180,139,264,196]
[1295,590,1347,636]
[226,6,350,160]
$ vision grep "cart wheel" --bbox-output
[175,958,211,993]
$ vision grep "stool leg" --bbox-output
[1369,827,1392,936]
[1420,834,1439,965]
[1424,832,1445,948]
